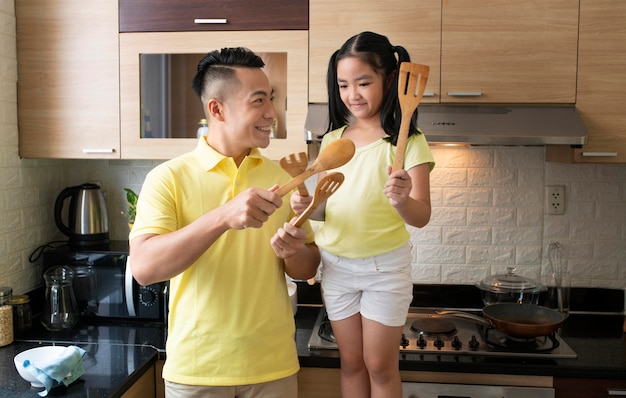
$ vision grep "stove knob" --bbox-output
[452,336,462,350]
[434,336,444,349]
[417,334,427,348]
[469,335,480,350]
[400,333,409,348]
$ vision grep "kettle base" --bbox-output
[68,232,110,247]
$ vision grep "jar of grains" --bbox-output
[0,286,13,346]
[11,294,32,337]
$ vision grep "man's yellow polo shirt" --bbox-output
[131,138,314,386]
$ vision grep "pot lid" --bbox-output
[477,267,546,293]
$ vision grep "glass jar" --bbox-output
[10,294,32,337]
[0,286,14,346]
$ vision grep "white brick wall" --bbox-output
[1,1,625,293]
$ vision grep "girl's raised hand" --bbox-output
[384,165,412,208]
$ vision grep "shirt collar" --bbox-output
[194,137,264,171]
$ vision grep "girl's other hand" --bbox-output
[290,191,313,215]
[384,165,412,208]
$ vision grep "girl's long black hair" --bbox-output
[325,31,420,145]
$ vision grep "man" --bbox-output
[129,47,320,398]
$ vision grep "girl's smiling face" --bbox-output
[336,56,386,122]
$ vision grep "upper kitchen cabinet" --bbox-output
[16,1,120,159]
[119,0,307,32]
[309,0,441,104]
[546,0,626,164]
[120,0,309,160]
[441,0,579,104]
[309,1,578,105]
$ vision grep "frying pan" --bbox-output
[439,303,567,338]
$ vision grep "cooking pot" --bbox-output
[476,267,546,306]
[54,183,110,247]
[439,303,566,338]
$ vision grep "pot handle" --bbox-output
[436,310,493,328]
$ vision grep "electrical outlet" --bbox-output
[546,185,566,215]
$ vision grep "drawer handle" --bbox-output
[582,152,618,157]
[82,148,115,154]
[423,92,436,97]
[447,91,483,97]
[194,18,228,24]
[608,389,626,396]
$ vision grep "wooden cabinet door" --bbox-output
[309,0,441,104]
[547,0,626,164]
[120,0,308,32]
[298,368,341,398]
[16,1,120,159]
[120,31,308,160]
[441,0,579,104]
[555,377,626,398]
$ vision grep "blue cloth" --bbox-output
[22,345,86,397]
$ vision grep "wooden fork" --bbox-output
[279,152,310,196]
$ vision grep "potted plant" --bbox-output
[122,188,138,229]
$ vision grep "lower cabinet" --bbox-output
[155,360,165,398]
[298,367,342,398]
[555,377,626,398]
[122,363,156,398]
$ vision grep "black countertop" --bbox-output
[0,318,166,398]
[1,284,625,397]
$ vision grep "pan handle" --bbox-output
[436,310,493,328]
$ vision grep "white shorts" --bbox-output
[320,242,413,327]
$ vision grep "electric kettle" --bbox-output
[54,183,110,246]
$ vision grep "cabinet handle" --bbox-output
[193,18,228,24]
[423,92,435,97]
[82,148,115,154]
[608,389,626,396]
[582,152,618,157]
[447,91,483,97]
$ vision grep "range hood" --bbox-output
[304,104,588,146]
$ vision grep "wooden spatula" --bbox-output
[275,138,355,197]
[392,62,430,172]
[279,152,310,196]
[292,172,344,227]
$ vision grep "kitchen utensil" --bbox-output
[476,267,546,306]
[41,266,79,331]
[291,172,344,227]
[279,152,310,196]
[275,138,355,197]
[392,62,430,172]
[439,303,566,338]
[54,183,110,247]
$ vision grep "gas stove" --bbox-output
[307,308,577,359]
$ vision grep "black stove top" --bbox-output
[307,308,577,359]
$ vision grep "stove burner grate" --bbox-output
[482,328,561,353]
[410,318,457,337]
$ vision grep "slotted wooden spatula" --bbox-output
[392,62,430,172]
[291,172,344,227]
[279,152,309,196]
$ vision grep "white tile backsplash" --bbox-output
[0,1,624,293]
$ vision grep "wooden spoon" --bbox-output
[275,138,355,197]
[392,62,430,172]
[291,172,344,227]
[279,152,310,196]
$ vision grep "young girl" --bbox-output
[293,31,435,398]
